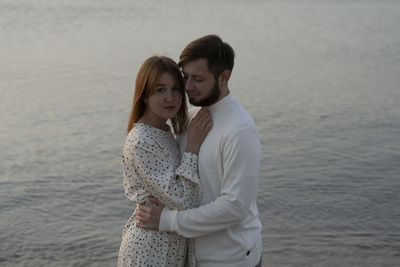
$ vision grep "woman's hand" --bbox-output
[185,107,212,154]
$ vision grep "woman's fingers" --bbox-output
[205,119,212,130]
[193,108,211,126]
[185,108,213,154]
[194,107,209,121]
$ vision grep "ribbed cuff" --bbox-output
[175,152,199,184]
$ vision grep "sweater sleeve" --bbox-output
[122,139,201,211]
[159,127,261,237]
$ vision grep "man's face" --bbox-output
[182,58,220,106]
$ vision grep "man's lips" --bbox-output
[187,92,200,97]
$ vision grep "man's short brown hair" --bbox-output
[179,35,235,79]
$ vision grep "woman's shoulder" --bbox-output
[126,123,159,146]
[124,123,173,158]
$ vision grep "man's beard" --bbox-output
[188,81,220,107]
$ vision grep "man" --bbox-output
[136,35,262,267]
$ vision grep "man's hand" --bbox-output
[135,197,165,230]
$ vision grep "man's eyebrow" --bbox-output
[182,73,203,79]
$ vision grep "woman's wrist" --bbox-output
[185,144,200,154]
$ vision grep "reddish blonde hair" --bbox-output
[126,56,187,134]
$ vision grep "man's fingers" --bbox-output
[148,196,158,203]
[135,221,147,228]
[136,221,156,230]
[135,221,159,231]
[135,213,152,225]
[149,197,164,207]
[134,199,163,231]
[135,214,144,222]
[137,204,151,212]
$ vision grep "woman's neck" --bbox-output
[138,113,169,131]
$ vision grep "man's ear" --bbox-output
[220,70,231,83]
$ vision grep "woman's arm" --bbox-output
[123,108,212,211]
[122,142,200,211]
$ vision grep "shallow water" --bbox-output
[1,0,400,266]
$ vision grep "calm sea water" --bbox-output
[1,0,400,266]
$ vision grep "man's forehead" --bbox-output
[182,58,210,75]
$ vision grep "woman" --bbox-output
[118,56,212,266]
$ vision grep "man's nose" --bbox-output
[185,78,194,91]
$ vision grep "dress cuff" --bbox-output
[175,152,199,184]
[159,207,177,231]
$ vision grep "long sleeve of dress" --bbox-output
[122,138,201,211]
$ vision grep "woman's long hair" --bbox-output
[126,56,187,135]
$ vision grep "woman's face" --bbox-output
[144,72,183,123]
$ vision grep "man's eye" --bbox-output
[172,87,180,91]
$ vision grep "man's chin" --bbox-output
[188,87,220,106]
[188,98,202,106]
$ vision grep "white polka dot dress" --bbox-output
[118,123,200,267]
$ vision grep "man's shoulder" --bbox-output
[220,102,258,134]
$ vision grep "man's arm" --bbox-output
[137,127,261,238]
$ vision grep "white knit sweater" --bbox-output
[160,93,263,267]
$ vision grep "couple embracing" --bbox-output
[118,35,262,267]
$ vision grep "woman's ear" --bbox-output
[143,97,148,104]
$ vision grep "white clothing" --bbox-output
[118,123,199,267]
[160,94,263,267]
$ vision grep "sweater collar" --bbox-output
[206,92,232,113]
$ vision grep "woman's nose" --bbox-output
[165,90,173,101]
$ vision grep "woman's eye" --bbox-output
[156,88,165,93]
[172,87,180,91]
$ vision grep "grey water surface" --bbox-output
[1,0,400,266]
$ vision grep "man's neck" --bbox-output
[216,87,229,103]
